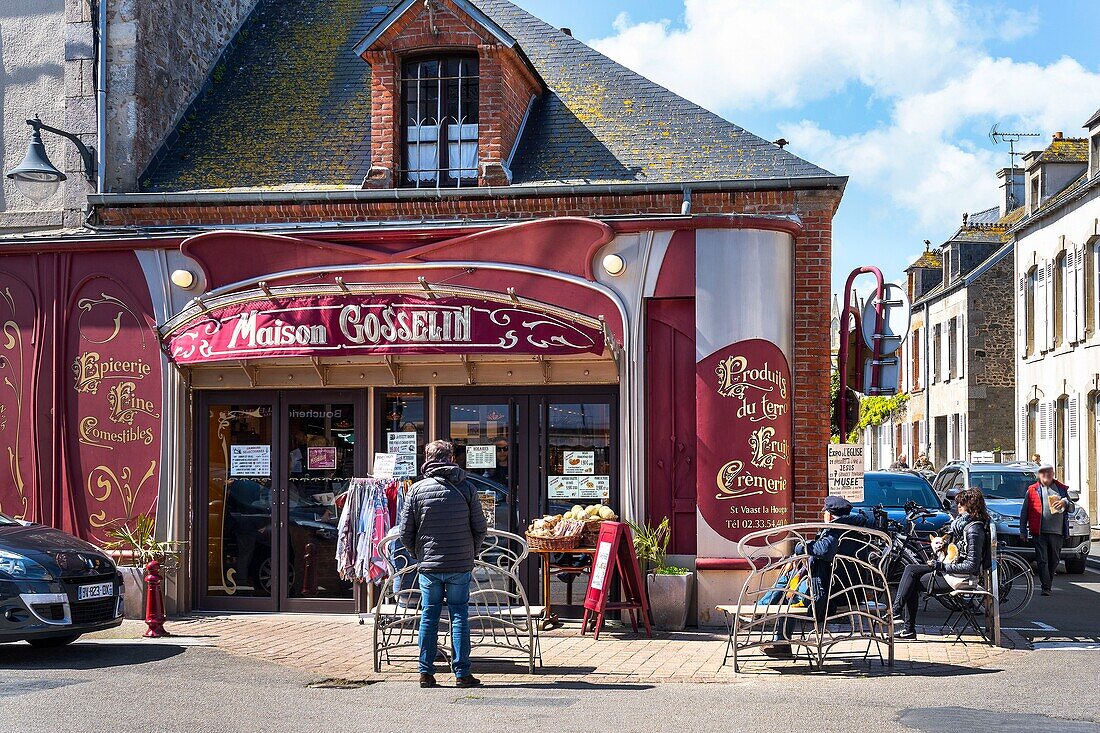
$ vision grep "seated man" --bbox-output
[763,496,870,658]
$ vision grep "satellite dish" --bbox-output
[861,282,911,356]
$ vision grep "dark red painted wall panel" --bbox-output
[0,251,161,542]
[645,298,696,555]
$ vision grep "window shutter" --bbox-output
[1047,260,1057,351]
[958,315,965,378]
[1075,247,1087,342]
[1019,404,1029,453]
[1018,273,1028,356]
[1068,395,1080,486]
[1036,263,1047,352]
[1038,401,1048,440]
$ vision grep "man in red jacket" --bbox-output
[1019,464,1074,596]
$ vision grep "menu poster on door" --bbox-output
[393,453,417,478]
[373,452,397,479]
[387,431,417,456]
[563,451,595,475]
[578,475,610,500]
[548,475,579,498]
[230,445,271,477]
[466,444,496,469]
[306,446,337,470]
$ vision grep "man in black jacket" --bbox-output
[399,440,488,689]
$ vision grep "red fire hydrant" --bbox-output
[143,560,171,638]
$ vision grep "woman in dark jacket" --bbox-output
[890,487,992,639]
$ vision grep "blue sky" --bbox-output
[517,0,1100,296]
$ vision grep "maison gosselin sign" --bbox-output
[164,293,606,364]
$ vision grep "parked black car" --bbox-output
[0,512,123,647]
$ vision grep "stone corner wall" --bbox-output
[965,252,1016,452]
[105,0,258,192]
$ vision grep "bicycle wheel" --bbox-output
[996,552,1034,618]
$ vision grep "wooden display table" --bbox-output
[528,546,597,630]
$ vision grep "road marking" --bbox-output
[1032,621,1058,631]
[1032,642,1100,650]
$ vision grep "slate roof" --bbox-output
[1086,107,1100,129]
[1033,138,1088,164]
[905,249,942,271]
[140,0,836,191]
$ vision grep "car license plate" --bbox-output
[77,582,114,601]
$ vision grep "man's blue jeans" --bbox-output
[417,571,472,677]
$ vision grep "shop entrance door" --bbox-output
[438,389,617,616]
[197,391,363,612]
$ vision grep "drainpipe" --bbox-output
[680,187,692,215]
[95,0,107,193]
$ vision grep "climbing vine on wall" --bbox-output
[848,392,910,444]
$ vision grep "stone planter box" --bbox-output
[118,565,146,619]
[647,572,694,630]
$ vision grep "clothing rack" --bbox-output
[335,476,411,618]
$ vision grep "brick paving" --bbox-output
[160,614,1024,684]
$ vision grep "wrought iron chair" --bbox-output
[372,528,544,674]
[718,522,895,672]
[925,524,1001,645]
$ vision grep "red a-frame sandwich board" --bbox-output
[581,521,652,639]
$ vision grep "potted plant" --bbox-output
[628,517,693,630]
[104,514,183,619]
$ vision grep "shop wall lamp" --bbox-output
[5,115,96,203]
[602,253,626,276]
[170,269,197,290]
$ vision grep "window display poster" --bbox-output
[466,444,496,469]
[373,452,397,479]
[387,431,417,456]
[306,446,337,470]
[393,453,417,478]
[577,475,610,500]
[230,445,271,477]
[563,450,595,475]
[548,475,579,498]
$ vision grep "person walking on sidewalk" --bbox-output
[1020,463,1074,596]
[399,440,487,688]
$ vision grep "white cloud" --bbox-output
[590,0,1030,111]
[589,1,1100,235]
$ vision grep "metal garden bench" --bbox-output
[372,528,544,674]
[717,522,895,672]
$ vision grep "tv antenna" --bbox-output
[989,124,1041,209]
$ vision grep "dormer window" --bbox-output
[402,55,479,187]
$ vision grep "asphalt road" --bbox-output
[0,565,1097,733]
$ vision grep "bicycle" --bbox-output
[872,502,1034,618]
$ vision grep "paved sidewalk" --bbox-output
[122,614,1026,684]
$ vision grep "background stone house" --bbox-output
[874,178,1021,470]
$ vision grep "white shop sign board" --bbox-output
[828,443,864,502]
[230,445,271,478]
[590,540,613,591]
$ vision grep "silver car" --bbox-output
[932,462,1091,574]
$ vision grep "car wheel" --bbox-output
[27,634,81,648]
[1064,557,1087,574]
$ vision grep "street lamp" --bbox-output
[5,115,95,203]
